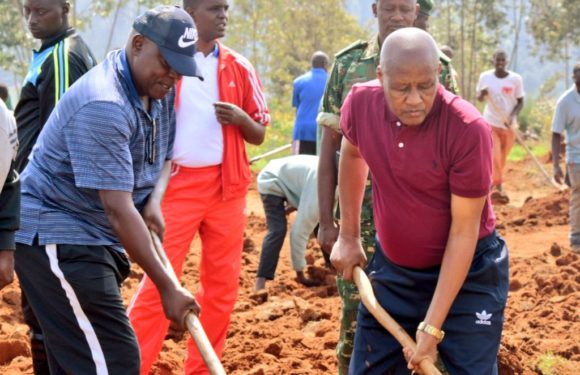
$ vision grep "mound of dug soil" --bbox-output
[499,247,579,374]
[495,190,569,232]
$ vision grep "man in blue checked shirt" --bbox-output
[14,6,203,374]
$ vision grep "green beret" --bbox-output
[417,0,434,16]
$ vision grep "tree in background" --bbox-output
[527,0,580,88]
[0,0,156,89]
[1,0,363,151]
[224,0,365,149]
[226,0,364,107]
[429,0,508,102]
[0,0,34,85]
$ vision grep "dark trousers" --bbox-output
[298,140,316,155]
[350,231,509,375]
[257,194,287,280]
[21,291,51,374]
[15,243,140,375]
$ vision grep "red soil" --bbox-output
[0,158,578,374]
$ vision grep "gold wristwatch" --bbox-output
[417,321,445,343]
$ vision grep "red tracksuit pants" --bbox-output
[128,165,246,375]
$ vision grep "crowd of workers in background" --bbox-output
[0,0,578,374]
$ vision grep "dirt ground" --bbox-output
[0,157,578,374]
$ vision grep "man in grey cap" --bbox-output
[14,6,202,374]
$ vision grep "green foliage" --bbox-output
[225,0,365,138]
[536,353,568,375]
[518,97,556,136]
[508,141,549,162]
[527,1,580,61]
[0,0,32,79]
[429,0,510,102]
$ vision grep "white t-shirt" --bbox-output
[476,70,525,128]
[0,99,17,189]
[173,50,223,167]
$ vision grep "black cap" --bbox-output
[133,6,203,79]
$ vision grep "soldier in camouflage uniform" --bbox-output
[316,1,419,374]
[415,0,460,94]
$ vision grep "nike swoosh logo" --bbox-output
[178,36,196,48]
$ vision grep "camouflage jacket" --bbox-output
[439,51,459,95]
[317,37,380,249]
[317,37,380,134]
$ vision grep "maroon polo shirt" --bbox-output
[340,80,495,269]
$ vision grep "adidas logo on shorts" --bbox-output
[475,310,492,326]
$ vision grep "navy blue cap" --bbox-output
[133,6,203,79]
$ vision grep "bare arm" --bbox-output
[329,137,369,281]
[99,190,198,327]
[407,194,486,370]
[511,97,524,118]
[317,126,342,253]
[141,161,172,239]
[214,102,266,145]
[477,88,488,102]
[552,132,564,184]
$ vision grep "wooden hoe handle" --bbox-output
[353,267,442,375]
[150,231,227,375]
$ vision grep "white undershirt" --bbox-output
[173,51,223,167]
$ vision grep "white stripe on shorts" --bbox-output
[45,244,109,375]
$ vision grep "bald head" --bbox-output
[380,27,439,75]
[377,28,441,126]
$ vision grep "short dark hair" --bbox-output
[311,51,329,69]
[183,0,202,9]
[574,63,580,73]
[0,84,8,103]
[493,48,508,59]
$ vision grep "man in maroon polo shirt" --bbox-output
[331,28,509,374]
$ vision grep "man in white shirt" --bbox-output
[552,63,580,253]
[128,1,270,373]
[477,49,524,204]
[0,98,18,290]
[0,100,17,188]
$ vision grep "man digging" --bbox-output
[13,6,200,373]
[332,28,509,374]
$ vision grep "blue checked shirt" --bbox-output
[16,49,175,250]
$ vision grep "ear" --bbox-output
[437,62,442,75]
[62,1,71,16]
[376,65,383,82]
[372,2,378,18]
[185,6,195,19]
[131,34,145,55]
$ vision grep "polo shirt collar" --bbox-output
[312,68,326,74]
[118,49,144,110]
[384,84,445,127]
[38,28,75,52]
